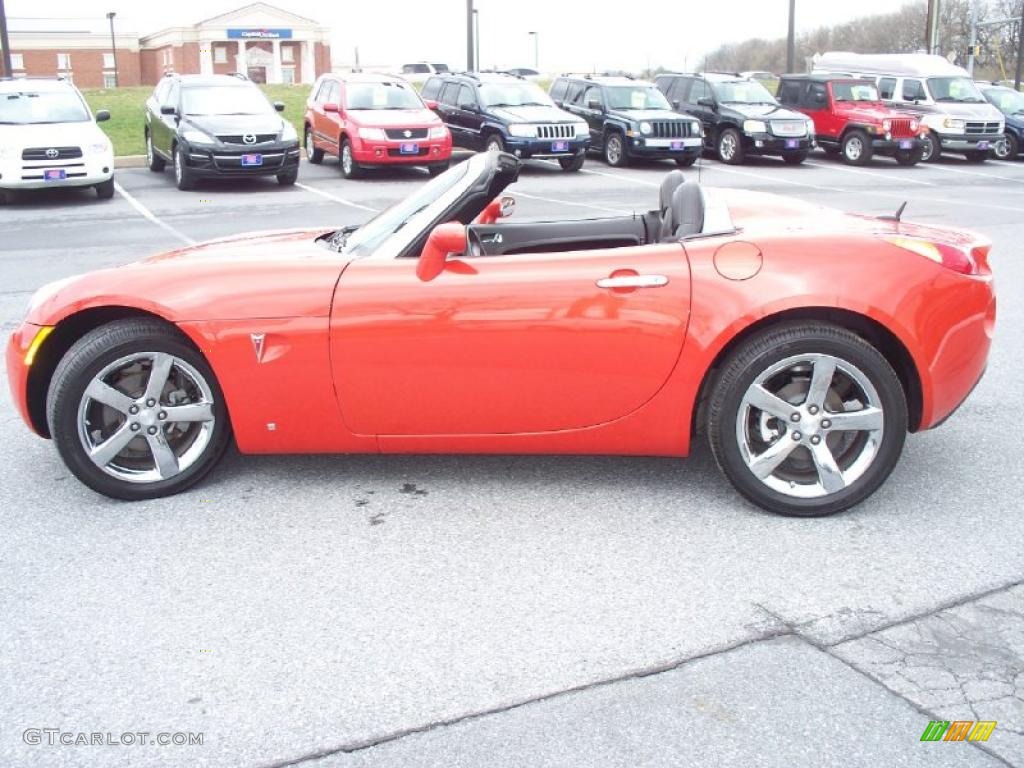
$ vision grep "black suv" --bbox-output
[421,72,589,171]
[655,72,814,165]
[550,75,703,167]
[144,74,301,190]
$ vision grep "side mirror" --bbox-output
[424,99,439,110]
[697,97,716,109]
[323,102,340,113]
[417,222,467,282]
[499,196,515,218]
[477,195,516,225]
[586,99,602,111]
[671,99,680,109]
[274,101,285,112]
[95,109,111,122]
[160,104,177,116]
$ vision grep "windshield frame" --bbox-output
[0,87,92,125]
[345,81,425,110]
[180,84,276,116]
[478,81,553,108]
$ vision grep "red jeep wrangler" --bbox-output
[779,74,927,166]
[304,73,452,179]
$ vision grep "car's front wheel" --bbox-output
[340,138,362,179]
[47,319,231,500]
[305,126,324,164]
[428,161,450,177]
[992,133,1019,160]
[559,154,585,171]
[146,131,166,172]
[841,130,872,165]
[674,155,698,168]
[95,177,115,199]
[173,145,195,190]
[716,128,745,165]
[603,131,628,167]
[277,167,298,186]
[707,322,907,517]
[964,150,988,163]
[920,131,941,162]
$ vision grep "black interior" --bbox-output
[467,215,654,257]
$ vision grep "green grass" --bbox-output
[82,85,310,157]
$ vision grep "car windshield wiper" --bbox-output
[520,102,549,106]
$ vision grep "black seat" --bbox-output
[669,184,705,238]
[658,170,686,240]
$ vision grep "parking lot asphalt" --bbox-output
[2,151,1023,768]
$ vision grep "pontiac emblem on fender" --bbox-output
[250,333,266,363]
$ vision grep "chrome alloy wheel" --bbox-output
[174,149,184,185]
[605,134,623,164]
[993,136,1011,160]
[844,135,864,162]
[735,353,884,498]
[719,132,737,161]
[76,352,216,484]
[146,134,154,166]
[342,143,354,175]
[306,129,315,158]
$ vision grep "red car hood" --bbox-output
[838,103,910,124]
[28,228,350,325]
[348,108,442,128]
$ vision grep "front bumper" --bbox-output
[183,141,301,177]
[505,136,590,160]
[0,153,114,190]
[626,135,702,159]
[870,137,926,154]
[351,136,453,166]
[6,323,43,436]
[744,134,813,155]
[937,133,1003,152]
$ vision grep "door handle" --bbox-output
[596,274,669,289]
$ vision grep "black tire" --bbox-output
[559,154,585,171]
[145,130,166,172]
[716,127,745,165]
[992,133,1019,160]
[782,152,807,165]
[964,150,988,163]
[485,133,506,153]
[841,130,873,166]
[894,148,923,166]
[277,167,298,186]
[304,126,324,164]
[707,322,907,517]
[428,161,450,177]
[674,155,698,168]
[95,176,115,199]
[339,138,363,179]
[603,131,628,167]
[46,318,232,501]
[920,131,941,162]
[173,145,195,190]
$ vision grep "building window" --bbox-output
[103,52,115,68]
[11,53,24,70]
[282,66,295,85]
[57,53,71,70]
[214,45,227,64]
[103,73,117,88]
[281,46,295,64]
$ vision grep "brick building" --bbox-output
[1,3,332,88]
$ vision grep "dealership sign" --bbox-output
[227,28,293,39]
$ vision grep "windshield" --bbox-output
[717,79,777,104]
[832,82,879,102]
[0,89,91,124]
[346,82,423,110]
[985,88,1024,115]
[479,82,552,108]
[605,86,670,110]
[182,86,273,116]
[342,161,471,253]
[432,63,449,73]
[928,77,986,103]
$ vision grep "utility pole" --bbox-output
[966,0,978,75]
[106,11,119,87]
[925,0,940,54]
[473,9,480,73]
[1016,11,1024,91]
[786,0,796,73]
[529,31,538,70]
[466,0,474,71]
[0,0,13,78]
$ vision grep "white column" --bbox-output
[301,40,316,84]
[237,40,247,75]
[270,39,283,84]
[199,40,214,75]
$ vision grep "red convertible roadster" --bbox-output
[7,152,995,515]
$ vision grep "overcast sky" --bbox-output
[6,0,914,72]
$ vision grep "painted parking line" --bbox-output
[114,181,196,246]
[917,163,1024,184]
[514,190,634,215]
[698,163,843,193]
[803,160,936,186]
[296,182,381,212]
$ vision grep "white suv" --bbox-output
[0,77,115,202]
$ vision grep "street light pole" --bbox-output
[106,11,119,87]
[967,0,977,76]
[925,0,940,54]
[0,0,13,78]
[529,31,538,70]
[786,0,796,73]
[473,9,480,72]
[466,0,474,71]
[1016,12,1024,91]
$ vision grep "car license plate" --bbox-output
[43,169,67,181]
[241,153,263,167]
[899,140,913,149]
[670,141,684,151]
[785,139,799,149]
[977,141,990,150]
[551,141,569,152]
[399,143,420,155]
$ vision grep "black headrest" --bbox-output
[671,184,705,238]
[659,170,686,214]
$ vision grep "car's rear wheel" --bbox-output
[707,322,907,517]
[964,150,988,163]
[95,177,115,199]
[992,133,1019,160]
[47,319,231,500]
[173,145,195,190]
[340,138,362,179]
[559,154,585,171]
[920,131,941,162]
[305,126,324,164]
[428,161,450,177]
[841,130,872,165]
[716,128,744,165]
[604,131,628,167]
[146,131,166,172]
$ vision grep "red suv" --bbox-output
[304,73,452,178]
[779,74,927,166]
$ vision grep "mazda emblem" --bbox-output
[243,134,257,145]
[45,148,59,159]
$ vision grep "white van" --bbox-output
[813,52,1004,162]
[0,77,115,201]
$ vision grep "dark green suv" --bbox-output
[550,75,703,167]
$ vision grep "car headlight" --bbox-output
[182,129,214,145]
[639,121,652,135]
[910,119,919,132]
[88,141,112,155]
[358,127,387,141]
[743,119,767,134]
[429,125,448,139]
[804,119,815,135]
[942,118,966,132]
[882,119,892,132]
[574,122,588,138]
[695,122,705,137]
[508,124,537,138]
[280,122,298,142]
